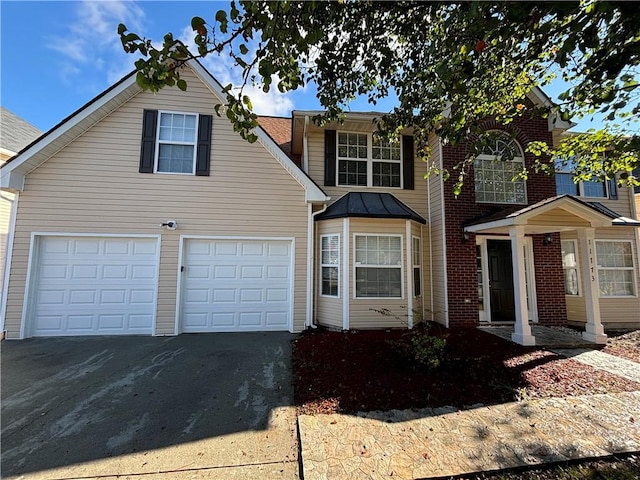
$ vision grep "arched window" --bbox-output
[473,131,527,204]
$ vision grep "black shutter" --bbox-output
[607,177,618,200]
[139,109,158,173]
[402,135,415,190]
[324,130,337,186]
[195,114,213,176]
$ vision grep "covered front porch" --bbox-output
[465,195,640,346]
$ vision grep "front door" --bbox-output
[487,240,515,322]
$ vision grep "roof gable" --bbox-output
[1,60,327,203]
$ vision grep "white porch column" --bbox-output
[510,226,535,346]
[577,228,607,344]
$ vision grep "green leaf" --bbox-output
[239,44,249,55]
[177,79,187,91]
[191,16,206,30]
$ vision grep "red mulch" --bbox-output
[603,330,640,363]
[293,326,640,415]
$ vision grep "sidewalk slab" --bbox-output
[553,348,640,383]
[298,392,640,480]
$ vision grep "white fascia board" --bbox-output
[190,60,329,204]
[464,218,516,233]
[0,170,25,191]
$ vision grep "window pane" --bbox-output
[413,238,421,265]
[372,162,401,187]
[598,270,634,296]
[413,267,421,296]
[561,241,577,268]
[556,173,579,196]
[322,267,339,296]
[564,269,579,295]
[157,144,194,173]
[582,179,606,198]
[355,267,401,297]
[338,159,367,186]
[596,242,632,268]
[158,113,197,142]
[474,157,526,204]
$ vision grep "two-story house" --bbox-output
[2,59,639,343]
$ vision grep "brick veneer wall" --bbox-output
[441,115,567,328]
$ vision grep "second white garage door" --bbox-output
[181,238,293,332]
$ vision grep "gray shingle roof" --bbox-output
[1,107,42,154]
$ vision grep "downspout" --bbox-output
[304,112,328,329]
[307,203,328,329]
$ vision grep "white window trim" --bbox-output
[154,110,199,175]
[336,131,403,188]
[320,234,340,298]
[353,233,404,299]
[474,131,527,205]
[412,236,421,298]
[555,166,608,199]
[561,239,581,297]
[595,239,637,298]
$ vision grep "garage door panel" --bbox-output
[182,239,292,332]
[30,236,158,337]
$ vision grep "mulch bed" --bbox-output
[603,330,640,363]
[293,326,640,415]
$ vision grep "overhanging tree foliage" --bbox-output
[118,0,640,191]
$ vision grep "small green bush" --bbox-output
[411,329,447,371]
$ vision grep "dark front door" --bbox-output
[487,240,515,322]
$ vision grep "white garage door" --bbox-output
[29,236,158,337]
[182,239,292,332]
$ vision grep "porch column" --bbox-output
[510,226,535,346]
[577,228,607,344]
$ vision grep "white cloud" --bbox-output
[47,0,145,85]
[178,26,294,116]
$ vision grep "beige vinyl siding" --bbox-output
[315,219,343,328]
[348,218,410,329]
[5,66,309,338]
[426,134,447,325]
[528,209,592,228]
[594,183,634,219]
[561,227,640,329]
[306,131,429,219]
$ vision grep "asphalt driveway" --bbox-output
[1,333,299,479]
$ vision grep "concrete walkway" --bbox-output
[478,325,596,348]
[553,348,640,383]
[298,391,640,480]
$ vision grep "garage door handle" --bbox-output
[181,266,185,272]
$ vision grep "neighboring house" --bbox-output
[1,60,639,343]
[1,108,42,338]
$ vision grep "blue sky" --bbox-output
[1,1,605,134]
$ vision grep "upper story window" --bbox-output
[337,132,402,187]
[555,158,607,198]
[156,112,198,174]
[474,131,526,204]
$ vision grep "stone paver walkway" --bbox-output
[478,325,595,348]
[553,348,640,383]
[298,391,640,480]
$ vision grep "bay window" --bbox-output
[354,235,402,298]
